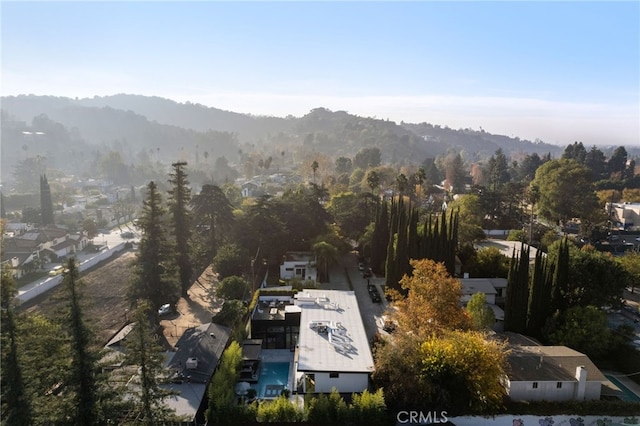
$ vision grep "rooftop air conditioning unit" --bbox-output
[186,357,198,370]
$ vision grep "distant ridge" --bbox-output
[2,94,565,162]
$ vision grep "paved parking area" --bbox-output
[320,252,390,342]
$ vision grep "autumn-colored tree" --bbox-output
[392,258,471,336]
[418,330,507,414]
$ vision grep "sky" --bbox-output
[2,1,639,146]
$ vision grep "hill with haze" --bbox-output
[1,94,567,162]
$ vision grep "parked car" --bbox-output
[158,303,173,316]
[358,262,365,271]
[121,231,135,239]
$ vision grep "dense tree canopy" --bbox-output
[531,159,600,225]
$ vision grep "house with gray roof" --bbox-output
[506,345,607,402]
[161,323,231,423]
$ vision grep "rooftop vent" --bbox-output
[186,357,198,370]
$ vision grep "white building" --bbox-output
[280,252,317,282]
[294,290,374,394]
[606,202,640,230]
[506,345,606,402]
[460,278,507,329]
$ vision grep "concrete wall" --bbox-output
[313,371,368,394]
[17,243,127,303]
[395,414,637,425]
[508,379,604,402]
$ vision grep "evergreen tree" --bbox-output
[370,201,389,275]
[191,184,235,261]
[551,237,570,314]
[394,197,409,284]
[124,301,173,424]
[504,244,530,333]
[0,191,6,219]
[1,272,32,426]
[40,174,54,225]
[384,199,398,291]
[129,181,179,311]
[61,257,100,425]
[168,161,193,296]
[526,248,553,338]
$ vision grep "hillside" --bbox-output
[2,94,576,173]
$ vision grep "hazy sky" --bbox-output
[2,1,639,146]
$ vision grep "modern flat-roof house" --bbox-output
[295,290,375,394]
[280,252,317,283]
[606,202,640,230]
[249,289,374,395]
[506,345,607,402]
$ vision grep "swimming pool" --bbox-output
[605,374,640,402]
[252,362,290,399]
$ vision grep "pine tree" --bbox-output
[40,174,54,225]
[168,161,193,296]
[129,181,179,311]
[125,301,173,424]
[1,272,32,426]
[62,257,99,425]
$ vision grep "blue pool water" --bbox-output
[252,362,290,399]
[605,374,640,402]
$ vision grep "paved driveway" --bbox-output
[321,252,390,342]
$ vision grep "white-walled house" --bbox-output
[506,345,606,402]
[280,252,317,282]
[249,289,374,395]
[294,290,374,394]
[606,202,640,230]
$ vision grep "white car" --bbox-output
[158,303,173,316]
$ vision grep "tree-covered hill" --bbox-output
[2,93,618,171]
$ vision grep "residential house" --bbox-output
[241,181,259,198]
[606,202,640,230]
[249,289,375,395]
[162,323,232,423]
[506,345,608,402]
[280,252,317,283]
[0,226,89,278]
[460,277,507,331]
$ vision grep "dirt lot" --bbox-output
[20,249,221,348]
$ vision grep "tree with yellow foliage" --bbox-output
[392,258,471,336]
[374,258,508,414]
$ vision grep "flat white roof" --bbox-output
[295,290,374,374]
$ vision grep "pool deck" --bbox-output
[602,370,640,401]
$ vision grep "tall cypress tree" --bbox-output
[62,258,99,425]
[40,174,54,225]
[551,237,570,314]
[384,199,398,291]
[505,244,530,333]
[1,272,32,426]
[168,161,193,296]
[1,191,6,219]
[526,248,553,338]
[370,201,389,275]
[394,196,409,284]
[129,181,179,311]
